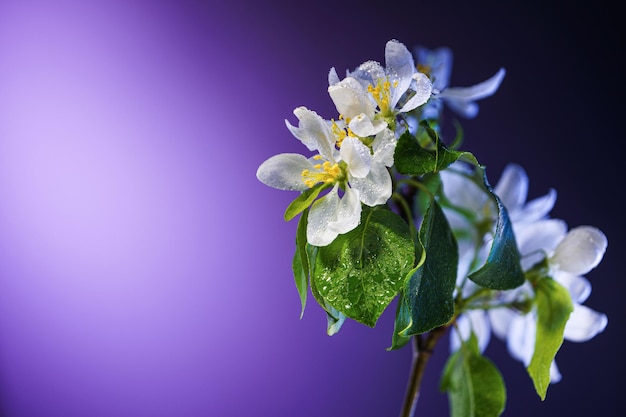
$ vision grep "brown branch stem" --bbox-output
[399,325,449,417]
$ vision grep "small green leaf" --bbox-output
[527,277,574,400]
[394,122,478,176]
[404,199,457,335]
[292,209,309,318]
[468,169,525,290]
[312,207,414,327]
[284,183,329,221]
[441,333,506,417]
[389,289,413,350]
[324,301,347,336]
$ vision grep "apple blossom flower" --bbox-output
[414,45,506,120]
[256,106,394,246]
[327,39,432,137]
[489,224,608,383]
[445,163,608,384]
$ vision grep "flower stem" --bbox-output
[399,325,448,417]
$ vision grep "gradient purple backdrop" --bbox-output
[0,1,622,416]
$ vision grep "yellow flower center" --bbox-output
[367,77,399,116]
[417,63,432,79]
[331,118,357,148]
[301,155,343,188]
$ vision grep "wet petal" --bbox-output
[551,226,607,275]
[307,187,341,246]
[256,153,312,191]
[328,67,340,86]
[347,60,385,89]
[349,162,392,206]
[340,137,371,178]
[285,107,335,159]
[564,303,608,342]
[328,186,361,235]
[371,129,396,167]
[348,113,386,137]
[385,39,416,108]
[397,72,432,113]
[328,77,375,120]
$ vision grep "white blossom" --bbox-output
[328,40,432,136]
[256,107,393,246]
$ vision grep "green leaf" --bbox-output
[389,289,413,350]
[389,239,426,351]
[404,199,457,335]
[394,122,478,176]
[324,301,347,336]
[467,169,525,290]
[441,333,506,417]
[527,277,574,400]
[312,207,414,327]
[284,183,329,221]
[292,209,309,318]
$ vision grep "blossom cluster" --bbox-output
[257,40,432,246]
[256,39,608,414]
[445,161,608,382]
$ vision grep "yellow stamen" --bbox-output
[331,119,358,148]
[301,157,343,188]
[367,77,395,114]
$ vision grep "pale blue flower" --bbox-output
[414,45,506,120]
[444,163,607,383]
[490,224,608,383]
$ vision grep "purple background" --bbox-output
[0,1,622,416]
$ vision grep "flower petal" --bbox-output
[328,77,375,120]
[385,39,416,108]
[514,219,567,261]
[507,313,536,366]
[371,129,396,167]
[553,271,591,303]
[285,107,336,160]
[328,67,340,86]
[397,72,432,113]
[564,303,608,342]
[340,137,371,178]
[347,60,385,89]
[349,162,392,206]
[328,186,361,235]
[449,310,491,353]
[551,226,608,275]
[307,186,341,246]
[439,68,506,102]
[256,153,312,191]
[348,113,386,137]
[488,307,517,341]
[550,361,562,383]
[494,163,529,213]
[515,189,557,224]
[414,46,453,91]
